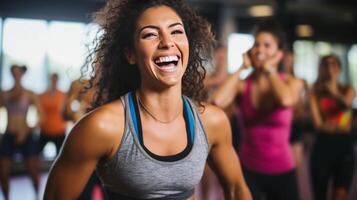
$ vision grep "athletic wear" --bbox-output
[239,75,294,174]
[39,91,67,135]
[3,93,31,115]
[243,168,299,200]
[289,120,304,143]
[310,133,354,200]
[310,93,355,200]
[318,96,352,130]
[97,92,209,199]
[0,132,38,158]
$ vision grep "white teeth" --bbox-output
[155,55,179,64]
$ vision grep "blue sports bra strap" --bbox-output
[182,96,195,143]
[128,92,141,140]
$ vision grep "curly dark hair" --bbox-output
[82,0,215,109]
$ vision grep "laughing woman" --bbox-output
[44,0,251,199]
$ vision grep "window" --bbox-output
[0,18,100,135]
[227,33,254,73]
[294,40,349,84]
[2,18,48,92]
[348,45,357,107]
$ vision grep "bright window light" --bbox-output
[2,18,48,92]
[227,33,254,73]
[348,44,357,108]
[48,21,86,89]
[47,21,100,91]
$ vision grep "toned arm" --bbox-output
[267,73,300,107]
[201,105,252,200]
[212,70,245,109]
[44,101,124,200]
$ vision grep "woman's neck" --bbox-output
[252,69,266,80]
[137,85,183,122]
[13,83,23,91]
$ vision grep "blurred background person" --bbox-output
[309,54,356,200]
[63,78,105,200]
[204,44,230,95]
[213,20,301,200]
[199,44,229,200]
[38,73,67,157]
[0,64,43,200]
[282,51,309,168]
[63,79,95,122]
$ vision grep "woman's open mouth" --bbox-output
[153,55,180,72]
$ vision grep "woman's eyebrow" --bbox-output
[138,22,184,34]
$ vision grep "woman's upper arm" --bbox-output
[212,72,245,108]
[44,103,124,199]
[345,85,356,107]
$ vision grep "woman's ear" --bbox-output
[125,49,136,65]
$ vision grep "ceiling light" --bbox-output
[296,24,314,37]
[248,5,274,17]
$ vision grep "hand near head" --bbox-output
[263,50,283,73]
[242,51,252,69]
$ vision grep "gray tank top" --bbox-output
[97,92,210,199]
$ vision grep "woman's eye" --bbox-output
[142,33,157,39]
[172,30,183,35]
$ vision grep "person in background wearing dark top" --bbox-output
[213,20,301,200]
[0,65,43,200]
[38,73,67,157]
[309,54,356,200]
[282,51,309,168]
[44,0,252,199]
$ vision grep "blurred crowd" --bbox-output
[0,19,356,200]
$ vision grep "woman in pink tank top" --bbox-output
[213,20,302,200]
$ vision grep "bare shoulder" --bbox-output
[199,103,228,126]
[198,103,231,145]
[66,99,125,159]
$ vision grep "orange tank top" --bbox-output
[40,91,67,135]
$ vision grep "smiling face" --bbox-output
[250,32,279,69]
[128,5,189,90]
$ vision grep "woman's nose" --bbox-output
[158,33,174,49]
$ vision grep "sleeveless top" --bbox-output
[40,91,67,135]
[318,95,352,132]
[3,92,31,115]
[239,75,295,174]
[96,92,210,199]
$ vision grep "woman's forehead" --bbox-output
[136,6,183,29]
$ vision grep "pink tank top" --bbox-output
[239,75,294,174]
